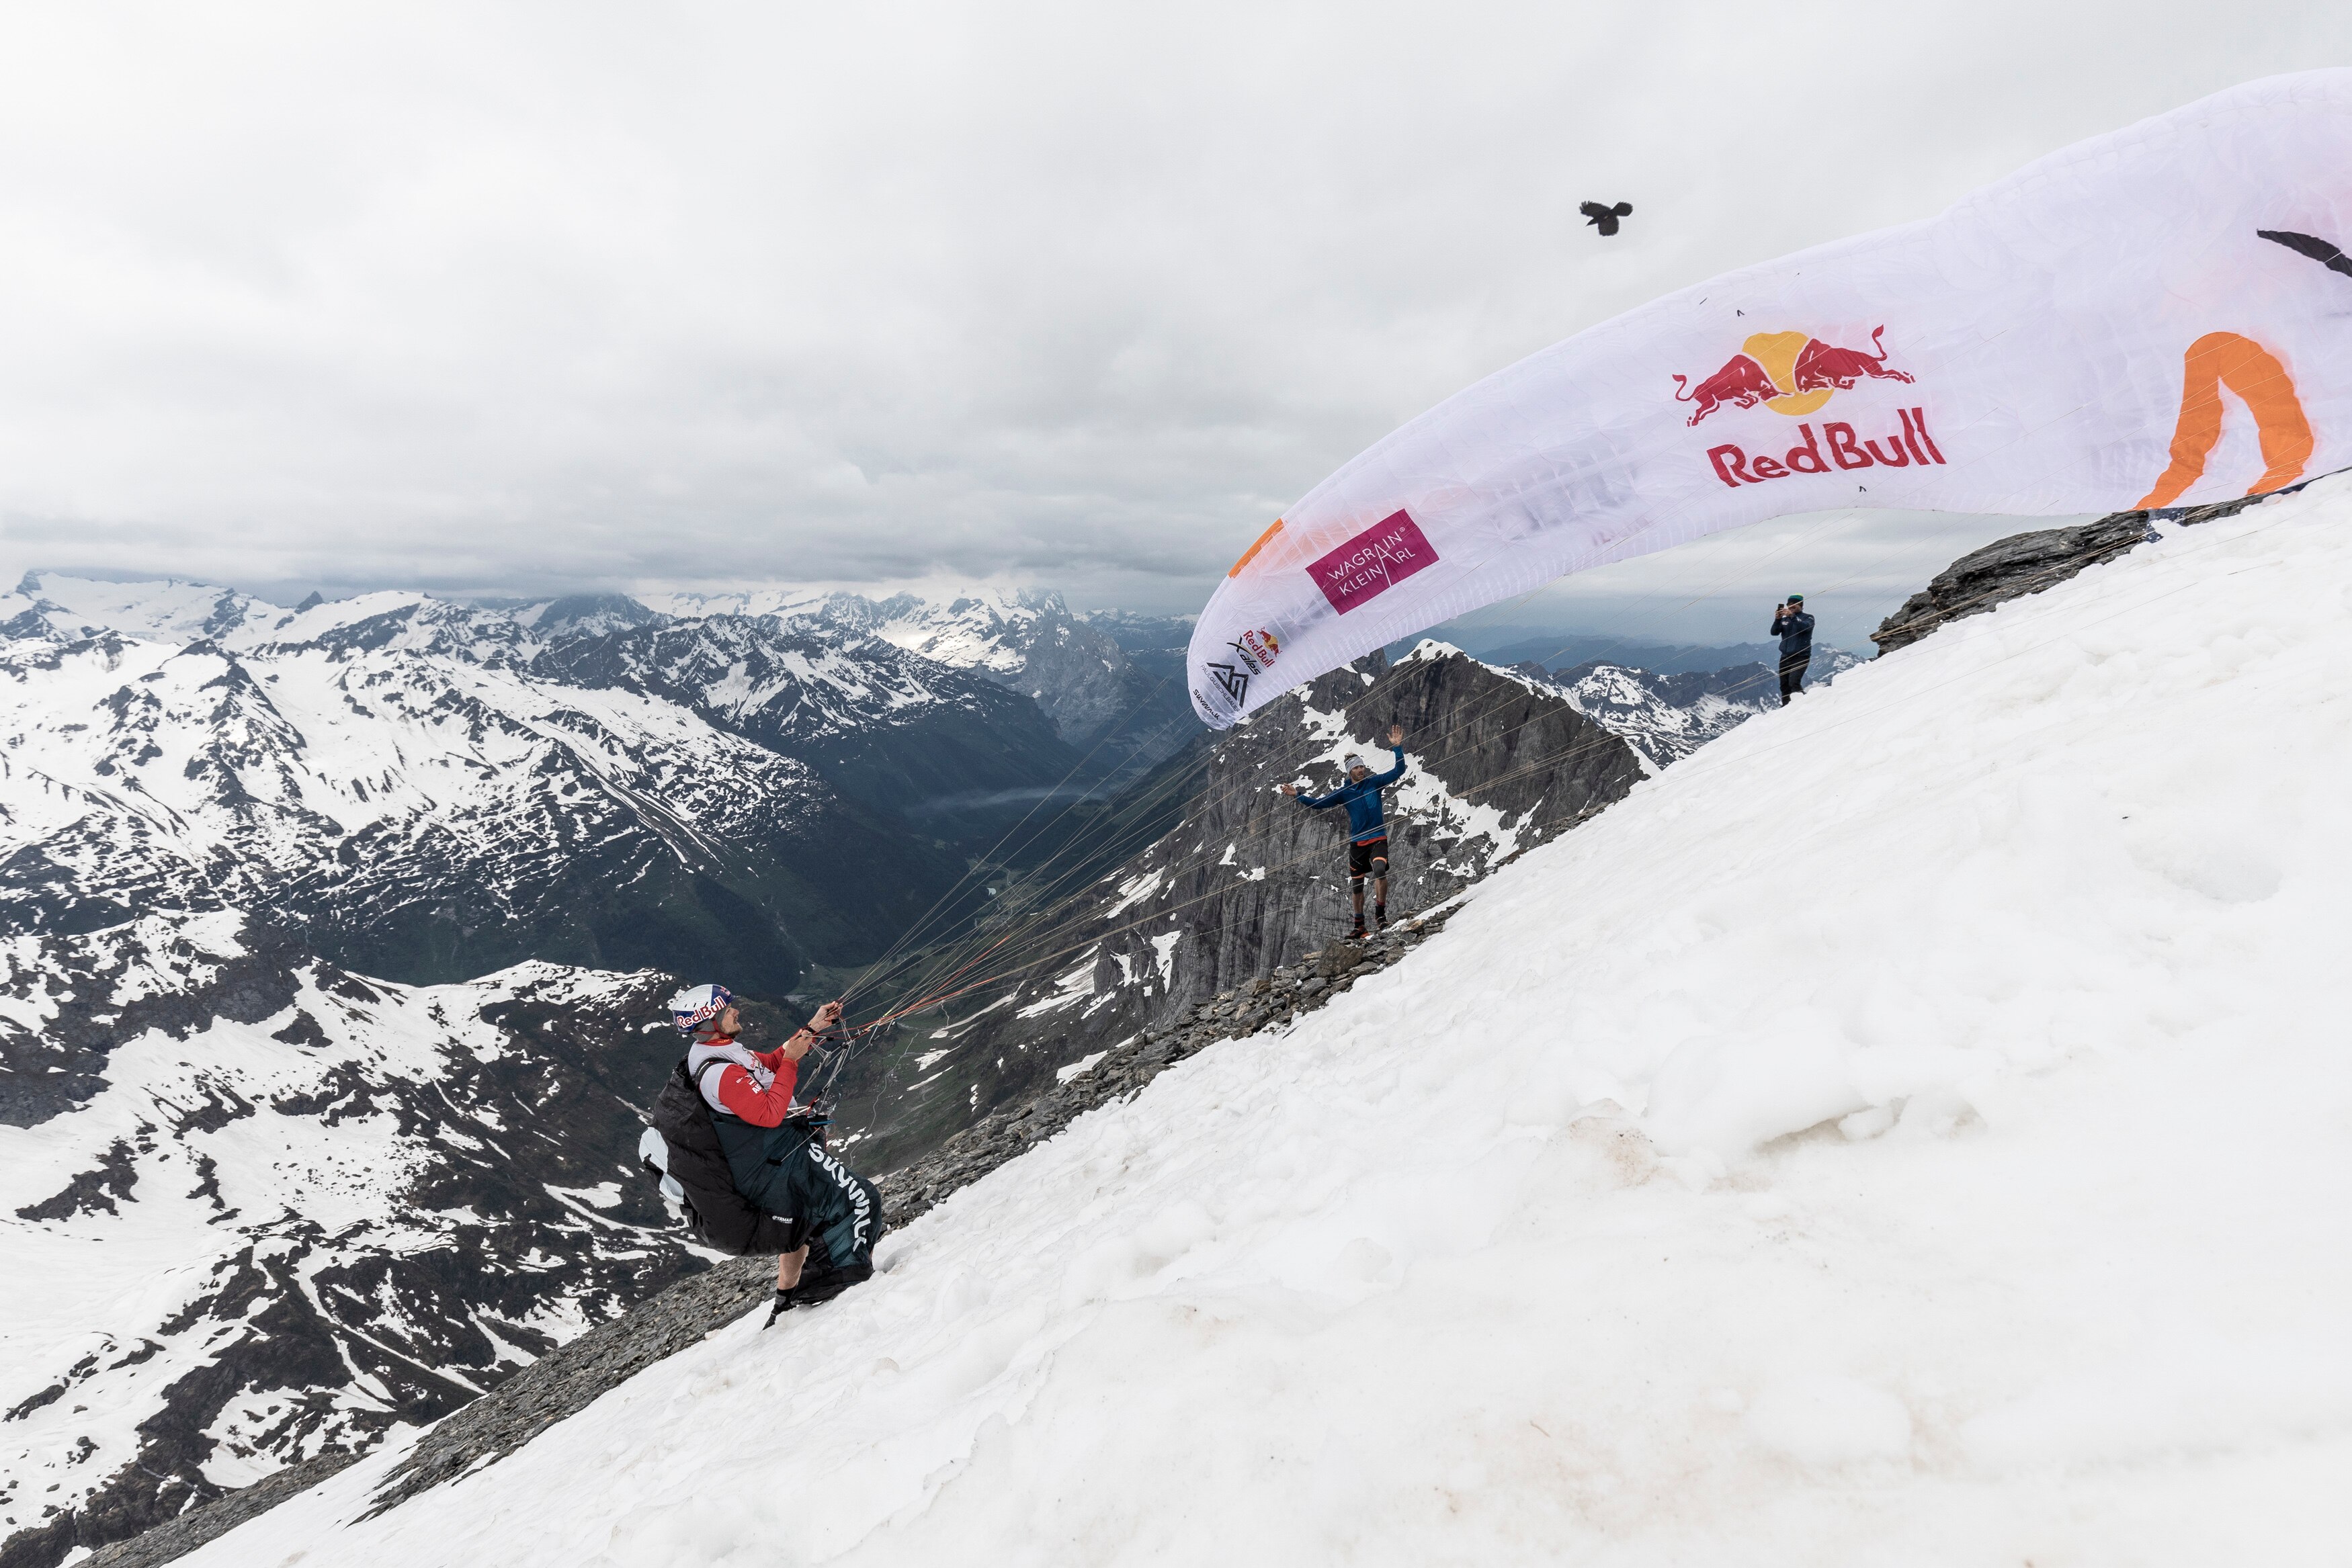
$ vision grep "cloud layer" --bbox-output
[0,1,2339,629]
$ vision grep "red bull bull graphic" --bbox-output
[1230,627,1281,674]
[1707,408,1947,488]
[1673,326,1915,426]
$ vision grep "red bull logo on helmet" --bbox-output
[1673,326,1915,426]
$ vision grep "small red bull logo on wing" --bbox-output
[1228,627,1282,674]
[1673,326,1915,426]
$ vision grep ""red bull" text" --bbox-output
[1706,409,1947,488]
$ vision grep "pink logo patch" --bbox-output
[1307,510,1439,615]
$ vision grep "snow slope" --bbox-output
[178,476,2352,1564]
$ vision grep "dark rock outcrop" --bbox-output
[80,1452,359,1568]
[1870,489,2295,656]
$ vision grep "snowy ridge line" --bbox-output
[1640,490,2314,808]
[1400,494,2256,807]
[1390,487,2149,783]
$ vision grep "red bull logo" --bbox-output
[1229,627,1282,675]
[1673,326,1915,426]
[1203,627,1286,709]
[1706,408,1946,488]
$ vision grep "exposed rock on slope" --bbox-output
[826,643,1646,1172]
[1870,491,2308,655]
[1870,513,2155,654]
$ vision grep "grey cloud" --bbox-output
[0,2,2340,624]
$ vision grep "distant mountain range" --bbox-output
[1531,647,1865,770]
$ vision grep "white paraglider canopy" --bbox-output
[1188,70,2352,726]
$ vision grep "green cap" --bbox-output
[1787,593,1804,602]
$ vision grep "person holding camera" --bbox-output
[1771,594,1816,705]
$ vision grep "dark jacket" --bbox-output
[650,1061,805,1256]
[1771,607,1815,659]
[1298,746,1406,842]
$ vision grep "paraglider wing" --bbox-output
[1188,71,2352,728]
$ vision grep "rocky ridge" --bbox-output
[821,642,1647,1173]
[1867,493,2298,655]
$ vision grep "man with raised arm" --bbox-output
[1282,724,1409,939]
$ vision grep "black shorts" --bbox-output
[1348,838,1390,877]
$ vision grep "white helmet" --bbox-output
[667,983,734,1037]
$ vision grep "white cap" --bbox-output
[1343,753,1368,771]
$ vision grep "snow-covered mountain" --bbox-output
[644,584,1198,771]
[0,574,1105,990]
[0,912,700,1567]
[1531,648,1865,769]
[143,476,2352,1566]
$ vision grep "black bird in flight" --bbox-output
[1580,200,1633,237]
[2257,228,2352,279]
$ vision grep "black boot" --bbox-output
[1374,904,1387,931]
[786,1258,874,1309]
[763,1288,794,1330]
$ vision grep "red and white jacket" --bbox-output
[685,1037,800,1128]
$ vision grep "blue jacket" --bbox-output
[1771,607,1815,658]
[1297,746,1406,842]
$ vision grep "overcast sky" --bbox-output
[0,1,2344,646]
